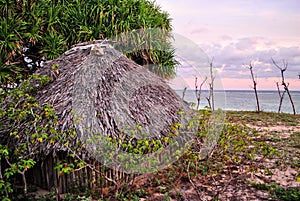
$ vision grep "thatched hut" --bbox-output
[1,40,190,194]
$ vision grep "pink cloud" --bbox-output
[169,75,300,91]
[190,28,209,35]
[221,77,300,90]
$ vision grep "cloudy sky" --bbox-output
[156,0,300,90]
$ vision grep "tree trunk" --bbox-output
[182,87,187,100]
[254,88,260,112]
[206,97,212,109]
[21,171,28,196]
[276,82,285,113]
[284,84,296,115]
[209,62,215,111]
[249,64,260,112]
[195,77,207,110]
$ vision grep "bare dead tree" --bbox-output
[272,58,296,115]
[276,82,287,113]
[195,76,207,110]
[182,87,187,100]
[206,59,215,111]
[247,62,260,112]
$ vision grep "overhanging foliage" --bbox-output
[0,0,176,89]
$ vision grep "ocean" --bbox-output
[174,90,300,114]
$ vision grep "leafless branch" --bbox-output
[271,58,287,71]
[271,58,281,70]
[187,161,207,201]
[195,76,207,110]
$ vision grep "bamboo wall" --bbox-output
[28,151,132,194]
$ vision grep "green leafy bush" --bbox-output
[0,75,83,200]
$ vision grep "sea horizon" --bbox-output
[176,89,300,93]
[173,89,300,114]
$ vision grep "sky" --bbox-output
[155,0,300,90]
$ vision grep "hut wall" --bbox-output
[28,151,131,194]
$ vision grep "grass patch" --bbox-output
[250,182,300,201]
[226,110,300,126]
[290,132,300,148]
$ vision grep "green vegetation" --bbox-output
[0,0,176,90]
[1,83,300,200]
[0,75,77,200]
[226,110,300,126]
[96,111,299,200]
[250,182,300,201]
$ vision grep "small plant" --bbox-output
[248,181,270,191]
[270,185,300,201]
[250,182,300,201]
[34,189,56,201]
[164,192,171,201]
[115,188,148,201]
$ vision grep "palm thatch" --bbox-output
[35,40,188,146]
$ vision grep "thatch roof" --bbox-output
[31,41,189,160]
[0,40,191,173]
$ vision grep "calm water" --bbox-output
[175,90,300,114]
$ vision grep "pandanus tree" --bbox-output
[0,0,176,89]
